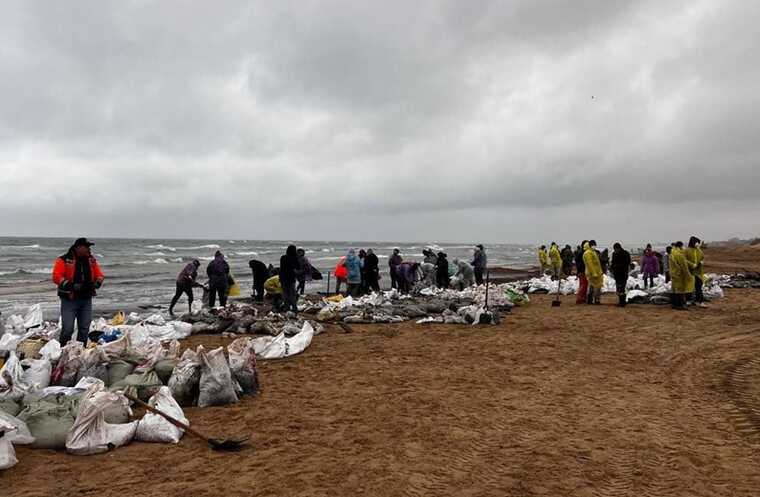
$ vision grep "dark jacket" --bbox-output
[610,249,632,281]
[436,255,450,287]
[574,249,586,275]
[364,253,379,274]
[560,247,574,270]
[248,259,270,280]
[206,254,230,287]
[177,262,203,288]
[280,246,300,285]
[389,254,402,269]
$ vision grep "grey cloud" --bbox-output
[1,0,759,242]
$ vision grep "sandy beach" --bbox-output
[4,246,760,497]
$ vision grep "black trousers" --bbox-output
[694,277,704,303]
[474,268,484,286]
[170,283,193,312]
[208,284,228,307]
[252,273,266,302]
[390,269,399,289]
[615,279,627,306]
[366,272,380,292]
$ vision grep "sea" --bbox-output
[0,237,537,317]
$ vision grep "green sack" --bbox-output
[110,370,162,402]
[17,396,80,450]
[107,360,135,387]
[154,359,177,385]
[0,398,21,417]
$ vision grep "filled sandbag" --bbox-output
[135,386,187,444]
[197,346,238,408]
[22,359,52,390]
[154,359,178,385]
[227,338,259,395]
[51,342,84,387]
[0,410,34,445]
[0,399,21,417]
[38,339,62,362]
[17,396,78,450]
[167,349,201,407]
[107,360,135,387]
[0,353,28,402]
[65,386,138,456]
[110,371,163,402]
[76,348,110,385]
[0,424,18,470]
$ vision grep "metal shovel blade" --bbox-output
[209,438,248,452]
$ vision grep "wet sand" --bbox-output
[4,246,760,496]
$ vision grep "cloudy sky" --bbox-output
[1,0,758,244]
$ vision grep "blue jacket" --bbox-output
[344,254,362,284]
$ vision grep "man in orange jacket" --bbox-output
[52,238,105,345]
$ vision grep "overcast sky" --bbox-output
[1,0,758,244]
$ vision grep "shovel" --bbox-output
[124,393,248,452]
[552,272,562,307]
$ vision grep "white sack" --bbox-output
[65,385,138,455]
[197,346,238,408]
[135,386,187,444]
[39,339,61,362]
[21,359,51,389]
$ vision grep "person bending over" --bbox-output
[169,259,206,316]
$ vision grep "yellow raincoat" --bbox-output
[264,275,282,295]
[549,244,562,270]
[684,246,705,283]
[538,248,548,268]
[669,247,694,294]
[583,243,604,289]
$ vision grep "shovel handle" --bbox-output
[124,393,211,444]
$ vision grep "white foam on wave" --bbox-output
[145,244,176,252]
[234,251,259,256]
[0,267,53,276]
[177,244,221,250]
[133,258,169,265]
[145,251,166,256]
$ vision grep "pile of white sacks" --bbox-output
[0,304,321,470]
[521,273,725,303]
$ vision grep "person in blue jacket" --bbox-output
[344,249,363,297]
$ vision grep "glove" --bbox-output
[95,279,103,289]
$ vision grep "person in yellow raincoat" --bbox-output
[669,241,693,310]
[549,242,562,280]
[583,240,604,304]
[264,272,283,312]
[684,236,707,307]
[538,246,549,275]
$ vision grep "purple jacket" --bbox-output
[641,253,659,275]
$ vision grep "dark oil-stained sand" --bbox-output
[4,246,760,496]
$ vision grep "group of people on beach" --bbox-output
[48,236,707,348]
[537,237,707,310]
[331,245,488,297]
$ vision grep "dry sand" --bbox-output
[4,246,760,496]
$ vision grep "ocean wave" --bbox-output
[133,258,169,265]
[170,257,184,263]
[145,244,176,252]
[0,267,53,276]
[233,251,259,256]
[176,244,221,250]
[145,251,167,256]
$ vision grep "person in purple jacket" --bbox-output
[640,244,660,290]
[169,260,207,316]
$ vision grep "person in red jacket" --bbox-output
[52,238,105,345]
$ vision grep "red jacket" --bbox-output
[52,253,105,299]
